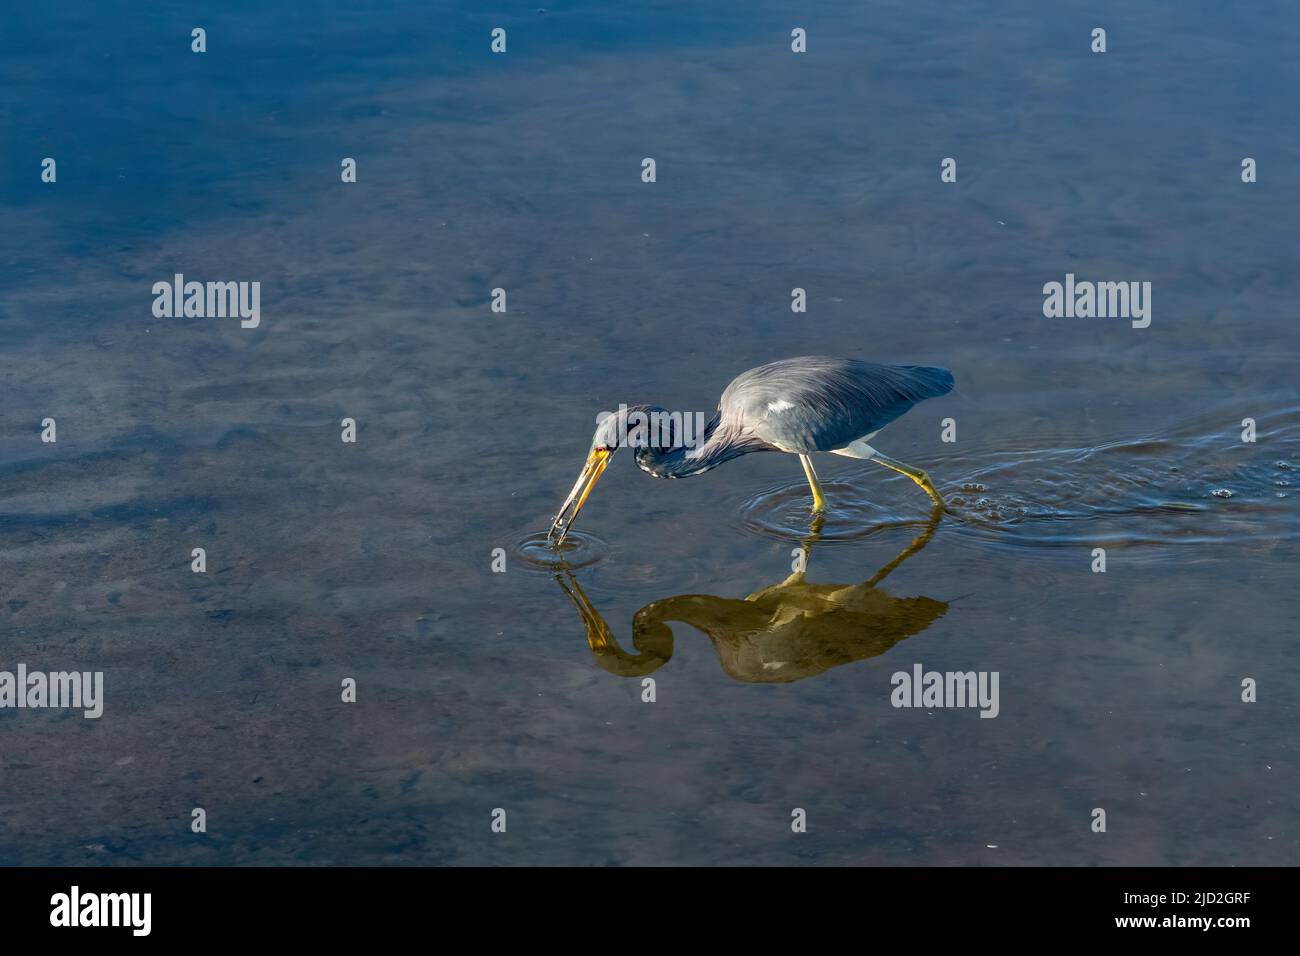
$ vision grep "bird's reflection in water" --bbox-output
[555,504,947,683]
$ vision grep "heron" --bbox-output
[548,355,954,545]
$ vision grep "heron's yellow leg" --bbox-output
[799,454,827,512]
[870,453,944,509]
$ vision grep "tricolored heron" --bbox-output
[548,355,954,545]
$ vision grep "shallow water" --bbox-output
[2,1,1298,865]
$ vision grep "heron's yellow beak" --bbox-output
[548,448,612,546]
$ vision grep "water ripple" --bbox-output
[734,407,1300,555]
[735,481,923,542]
[514,530,609,572]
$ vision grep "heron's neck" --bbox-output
[634,414,752,478]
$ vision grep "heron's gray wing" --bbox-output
[720,356,953,453]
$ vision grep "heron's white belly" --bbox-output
[829,433,879,459]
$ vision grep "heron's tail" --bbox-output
[896,365,954,400]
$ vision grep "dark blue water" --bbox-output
[1,1,1297,865]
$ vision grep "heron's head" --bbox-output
[548,404,667,545]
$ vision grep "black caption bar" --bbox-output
[0,866,1284,943]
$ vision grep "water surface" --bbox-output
[1,0,1298,865]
